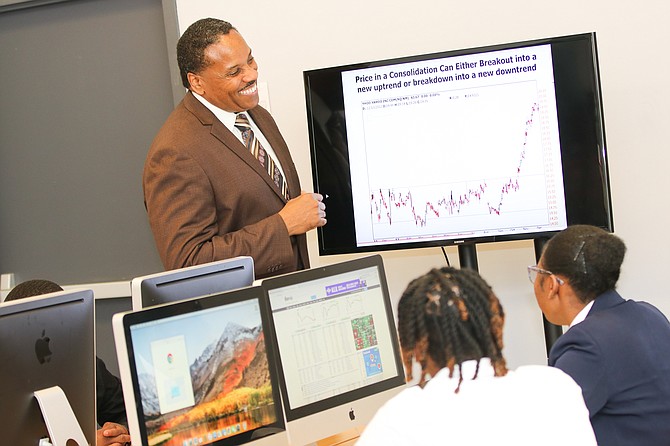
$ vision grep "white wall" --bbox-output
[174,0,670,368]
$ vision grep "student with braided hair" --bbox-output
[532,225,670,445]
[356,267,596,445]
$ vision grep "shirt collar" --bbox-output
[569,300,594,328]
[191,91,238,132]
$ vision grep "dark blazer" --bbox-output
[549,290,670,446]
[96,357,127,427]
[143,92,309,278]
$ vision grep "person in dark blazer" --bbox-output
[530,225,670,446]
[144,18,326,279]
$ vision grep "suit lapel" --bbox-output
[250,106,299,200]
[184,93,287,202]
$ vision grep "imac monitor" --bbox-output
[260,255,406,445]
[132,256,255,310]
[0,289,96,446]
[305,32,613,255]
[113,286,288,446]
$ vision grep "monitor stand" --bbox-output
[458,243,479,271]
[34,386,89,446]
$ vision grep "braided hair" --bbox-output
[397,267,507,392]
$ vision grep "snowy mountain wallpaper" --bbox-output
[135,320,278,446]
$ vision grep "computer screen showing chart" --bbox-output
[260,255,405,445]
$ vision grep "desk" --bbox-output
[314,426,364,446]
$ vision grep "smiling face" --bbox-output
[187,30,259,113]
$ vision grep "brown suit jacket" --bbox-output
[143,92,309,278]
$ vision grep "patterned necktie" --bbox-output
[235,113,289,200]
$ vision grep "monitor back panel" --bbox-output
[131,256,255,310]
[0,290,96,446]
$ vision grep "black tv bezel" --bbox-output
[304,32,613,255]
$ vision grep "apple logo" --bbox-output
[348,408,355,421]
[35,329,52,364]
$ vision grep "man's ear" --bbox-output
[538,273,561,299]
[548,275,563,297]
[187,72,204,95]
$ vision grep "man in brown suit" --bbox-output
[144,18,325,279]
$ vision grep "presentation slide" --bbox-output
[341,44,567,246]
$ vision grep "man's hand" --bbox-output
[278,191,327,236]
[96,422,131,446]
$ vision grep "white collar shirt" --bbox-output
[192,92,286,178]
[569,300,595,329]
[356,359,596,445]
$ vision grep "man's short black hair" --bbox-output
[5,279,63,301]
[177,18,236,89]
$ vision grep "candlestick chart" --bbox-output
[354,81,563,244]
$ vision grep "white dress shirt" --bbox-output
[192,92,287,179]
[356,358,596,445]
[569,300,595,329]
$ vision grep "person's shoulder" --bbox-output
[631,299,670,320]
[363,383,423,423]
[356,384,420,444]
[510,365,586,400]
[148,98,211,156]
[514,364,584,387]
[506,366,596,445]
[514,363,577,381]
[380,383,421,409]
[589,295,670,332]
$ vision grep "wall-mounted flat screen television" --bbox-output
[304,32,613,255]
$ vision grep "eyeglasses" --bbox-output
[527,265,565,285]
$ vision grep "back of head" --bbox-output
[5,279,63,302]
[542,225,626,303]
[397,267,507,390]
[177,18,236,89]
